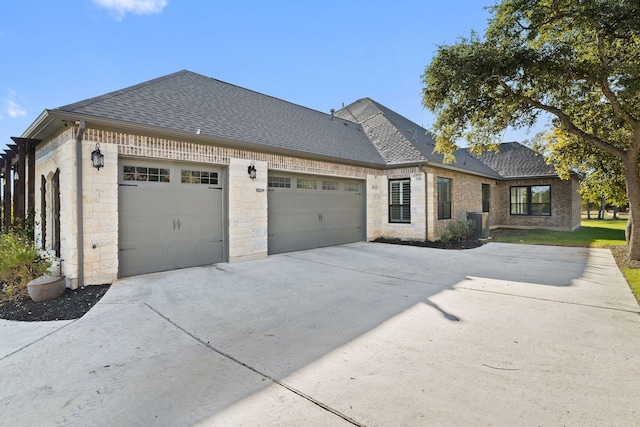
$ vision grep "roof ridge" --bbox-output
[198,73,363,124]
[56,70,191,112]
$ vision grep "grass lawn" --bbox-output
[491,219,640,303]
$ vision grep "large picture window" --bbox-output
[389,179,411,223]
[437,177,452,220]
[510,185,551,216]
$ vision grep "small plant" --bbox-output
[0,230,52,302]
[440,219,475,243]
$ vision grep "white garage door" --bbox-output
[118,160,225,277]
[268,174,364,254]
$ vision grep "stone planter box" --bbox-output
[27,276,67,302]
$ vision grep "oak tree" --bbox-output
[422,0,640,259]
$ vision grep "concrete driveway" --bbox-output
[1,242,639,426]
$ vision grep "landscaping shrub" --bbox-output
[0,230,52,302]
[440,219,475,243]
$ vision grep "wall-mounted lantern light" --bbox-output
[91,143,104,170]
[247,161,257,180]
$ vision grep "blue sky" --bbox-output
[0,0,541,154]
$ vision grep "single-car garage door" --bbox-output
[119,159,225,277]
[268,174,364,254]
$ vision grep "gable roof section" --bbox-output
[53,70,385,166]
[336,98,503,179]
[470,142,557,179]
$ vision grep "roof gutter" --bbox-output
[390,159,503,181]
[75,120,86,289]
[21,110,57,140]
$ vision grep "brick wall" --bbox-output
[492,177,580,230]
[424,166,497,240]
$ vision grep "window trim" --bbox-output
[482,183,490,213]
[437,177,452,220]
[510,185,551,216]
[389,179,411,223]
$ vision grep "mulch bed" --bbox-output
[0,285,110,322]
[373,237,484,250]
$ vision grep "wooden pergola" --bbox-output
[0,138,41,237]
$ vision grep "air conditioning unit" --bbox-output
[467,212,490,239]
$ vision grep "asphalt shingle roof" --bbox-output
[55,70,385,165]
[336,98,503,178]
[470,142,557,178]
[52,70,557,179]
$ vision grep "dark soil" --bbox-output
[373,237,484,250]
[0,285,110,322]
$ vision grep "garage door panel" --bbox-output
[268,175,364,254]
[119,161,225,277]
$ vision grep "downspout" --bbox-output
[419,163,429,241]
[75,120,86,289]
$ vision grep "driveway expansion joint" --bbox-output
[456,286,640,314]
[287,254,640,315]
[143,303,365,427]
[0,319,77,362]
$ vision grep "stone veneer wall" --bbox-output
[227,158,268,262]
[36,127,431,284]
[370,168,428,240]
[34,128,119,288]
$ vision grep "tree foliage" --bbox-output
[422,0,640,260]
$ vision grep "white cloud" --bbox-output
[6,99,26,118]
[93,0,168,18]
[1,88,27,120]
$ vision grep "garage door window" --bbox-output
[344,182,360,192]
[389,179,411,223]
[123,166,170,182]
[181,170,218,185]
[322,181,338,190]
[268,177,291,188]
[297,178,317,190]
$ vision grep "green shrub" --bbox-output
[440,219,475,243]
[0,231,52,302]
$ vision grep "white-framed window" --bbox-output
[389,179,411,223]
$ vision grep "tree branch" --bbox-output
[594,24,639,127]
[492,77,626,160]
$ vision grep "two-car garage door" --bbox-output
[267,174,365,254]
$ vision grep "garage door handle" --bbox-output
[177,218,181,230]
[173,219,176,230]
[318,213,323,222]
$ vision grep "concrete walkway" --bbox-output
[1,243,638,426]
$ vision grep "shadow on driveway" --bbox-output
[1,242,638,426]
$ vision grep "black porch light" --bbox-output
[247,161,257,180]
[91,143,104,170]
